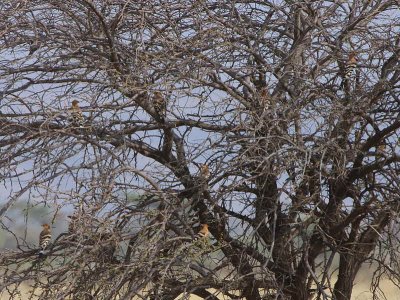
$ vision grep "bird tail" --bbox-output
[340,79,346,89]
[193,232,207,242]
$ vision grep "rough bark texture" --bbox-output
[0,1,399,299]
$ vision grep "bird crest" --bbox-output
[199,164,210,179]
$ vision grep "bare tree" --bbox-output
[0,1,399,299]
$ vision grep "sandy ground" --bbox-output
[2,278,398,300]
[352,267,400,300]
[2,263,398,300]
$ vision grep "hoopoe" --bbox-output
[199,164,210,181]
[70,100,84,128]
[260,88,269,100]
[194,224,210,241]
[153,92,166,121]
[242,75,253,99]
[67,214,78,234]
[341,52,358,88]
[28,39,40,55]
[377,142,386,155]
[38,224,51,257]
[259,87,270,110]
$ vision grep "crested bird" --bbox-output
[70,100,84,128]
[153,92,166,121]
[38,223,51,257]
[194,223,210,241]
[340,52,358,88]
[199,164,210,181]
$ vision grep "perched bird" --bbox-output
[70,100,84,128]
[259,87,271,109]
[199,164,210,181]
[242,75,253,99]
[67,214,78,234]
[377,143,386,156]
[194,224,210,241]
[28,39,41,55]
[341,52,358,88]
[153,92,166,121]
[28,32,45,55]
[260,88,269,100]
[38,223,51,257]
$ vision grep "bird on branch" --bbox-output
[38,223,51,257]
[28,32,45,55]
[191,223,211,251]
[67,214,78,235]
[153,92,166,121]
[69,100,85,128]
[242,75,254,100]
[194,223,210,241]
[340,51,358,88]
[377,140,387,157]
[199,164,210,181]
